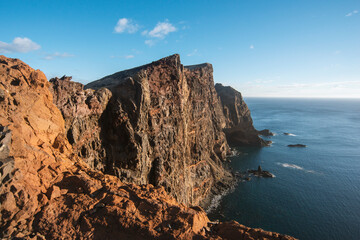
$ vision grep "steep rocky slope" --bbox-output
[0,55,296,239]
[82,55,232,207]
[215,84,268,146]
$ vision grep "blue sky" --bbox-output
[1,0,359,98]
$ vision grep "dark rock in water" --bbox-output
[248,165,275,178]
[223,127,270,147]
[215,84,268,147]
[288,144,306,147]
[258,129,274,136]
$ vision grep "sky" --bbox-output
[0,0,359,98]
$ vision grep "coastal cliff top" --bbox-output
[85,54,214,90]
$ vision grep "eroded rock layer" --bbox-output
[84,55,232,207]
[0,55,296,239]
[215,83,268,146]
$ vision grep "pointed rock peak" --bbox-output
[86,54,183,90]
[185,63,213,71]
[215,83,240,96]
[49,75,72,83]
[157,53,180,63]
[150,54,181,69]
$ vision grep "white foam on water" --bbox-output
[280,163,304,170]
[276,162,318,174]
[284,133,297,136]
[228,149,241,157]
[277,162,321,175]
[205,186,234,214]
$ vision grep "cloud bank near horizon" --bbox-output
[0,37,40,53]
[236,80,360,98]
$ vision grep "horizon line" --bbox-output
[243,96,360,99]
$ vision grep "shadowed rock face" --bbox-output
[49,76,112,171]
[84,54,233,206]
[0,55,296,240]
[215,83,268,146]
[214,84,253,129]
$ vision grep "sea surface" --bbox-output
[207,98,360,240]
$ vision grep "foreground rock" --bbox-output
[215,84,270,147]
[248,165,275,178]
[212,221,294,240]
[0,55,296,239]
[288,144,307,147]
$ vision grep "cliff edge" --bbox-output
[215,83,269,146]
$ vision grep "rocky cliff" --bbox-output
[215,84,268,146]
[0,55,296,239]
[82,55,232,207]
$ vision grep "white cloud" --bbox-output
[110,54,136,59]
[145,39,156,46]
[239,80,360,98]
[254,78,274,84]
[250,44,254,49]
[146,21,176,39]
[187,49,198,57]
[43,52,74,60]
[345,10,358,17]
[114,18,139,33]
[0,37,40,53]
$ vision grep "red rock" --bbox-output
[47,185,61,200]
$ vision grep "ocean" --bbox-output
[207,98,360,240]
